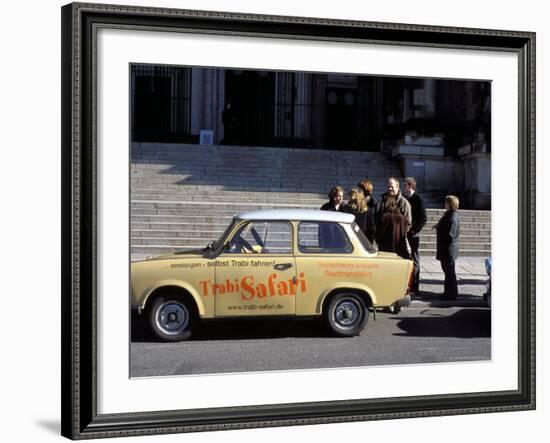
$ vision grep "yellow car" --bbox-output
[131,209,413,341]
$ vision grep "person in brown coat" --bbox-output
[375,177,411,259]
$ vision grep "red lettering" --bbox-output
[299,272,307,293]
[277,281,288,296]
[213,284,226,295]
[256,283,267,298]
[199,280,210,296]
[225,279,235,293]
[241,276,255,301]
[268,273,277,296]
[287,278,296,295]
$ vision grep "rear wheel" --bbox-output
[149,297,194,341]
[325,292,368,337]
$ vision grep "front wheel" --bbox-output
[149,297,194,341]
[325,293,369,337]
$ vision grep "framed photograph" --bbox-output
[61,2,535,439]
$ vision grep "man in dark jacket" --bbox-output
[434,195,461,300]
[403,177,427,297]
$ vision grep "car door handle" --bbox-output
[274,263,293,271]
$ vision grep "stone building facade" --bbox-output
[131,64,491,209]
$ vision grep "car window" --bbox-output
[351,222,377,253]
[298,222,353,254]
[226,221,292,254]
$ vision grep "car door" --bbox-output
[214,220,296,317]
[294,221,356,315]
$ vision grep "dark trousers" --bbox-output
[408,234,420,292]
[440,256,458,299]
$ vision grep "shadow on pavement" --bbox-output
[132,316,331,342]
[415,290,489,305]
[391,308,491,338]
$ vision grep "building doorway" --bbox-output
[223,70,275,146]
[325,88,358,149]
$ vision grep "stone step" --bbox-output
[128,189,491,216]
[129,221,493,237]
[129,204,491,222]
[132,168,399,177]
[130,214,492,230]
[426,216,491,223]
[419,249,489,258]
[130,244,490,258]
[130,231,491,247]
[130,202,322,212]
[130,172,400,181]
[132,161,400,170]
[130,193,327,204]
[418,234,491,242]
[131,227,491,246]
[431,212,490,218]
[133,162,390,170]
[131,168,400,176]
[130,143,490,259]
[133,143,395,158]
[131,187,328,198]
[419,241,491,250]
[130,180,395,191]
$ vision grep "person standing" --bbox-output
[434,195,461,300]
[320,186,345,212]
[357,179,377,213]
[319,186,345,249]
[403,177,427,297]
[343,188,376,244]
[375,177,412,259]
[222,102,238,144]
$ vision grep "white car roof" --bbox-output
[236,209,355,223]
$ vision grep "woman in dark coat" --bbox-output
[434,195,461,300]
[357,178,377,214]
[320,186,345,212]
[319,186,345,249]
[343,188,376,244]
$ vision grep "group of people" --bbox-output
[321,177,460,300]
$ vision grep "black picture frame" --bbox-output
[61,2,536,439]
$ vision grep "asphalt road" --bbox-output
[130,301,491,377]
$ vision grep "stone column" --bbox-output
[293,73,311,141]
[202,69,214,130]
[213,70,225,144]
[190,68,204,135]
[422,78,436,118]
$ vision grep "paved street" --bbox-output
[416,256,488,302]
[130,256,490,377]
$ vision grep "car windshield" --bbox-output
[210,218,238,250]
[351,222,377,253]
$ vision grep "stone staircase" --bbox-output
[131,143,491,260]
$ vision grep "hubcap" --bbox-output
[156,301,189,335]
[334,299,361,328]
